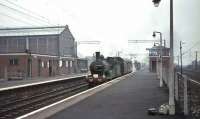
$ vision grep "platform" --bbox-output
[48,70,183,119]
[0,73,88,89]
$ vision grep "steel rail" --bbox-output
[0,81,88,118]
[0,76,88,118]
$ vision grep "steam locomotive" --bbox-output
[86,52,132,86]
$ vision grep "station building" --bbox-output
[147,45,170,72]
[0,25,79,79]
[146,45,170,84]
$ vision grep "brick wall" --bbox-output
[0,55,84,79]
[0,27,79,79]
[30,56,60,77]
[0,55,27,79]
[59,28,76,57]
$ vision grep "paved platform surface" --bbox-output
[49,71,183,119]
[0,73,88,89]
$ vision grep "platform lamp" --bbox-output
[152,0,175,115]
[152,0,161,7]
[152,31,163,87]
[25,49,32,78]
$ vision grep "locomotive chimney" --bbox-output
[96,52,100,60]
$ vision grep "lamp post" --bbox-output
[152,0,175,115]
[195,51,198,70]
[25,49,32,78]
[153,31,163,87]
[152,0,161,7]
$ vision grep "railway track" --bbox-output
[177,70,200,118]
[0,77,88,119]
[182,69,200,81]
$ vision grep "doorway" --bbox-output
[152,61,157,72]
[38,59,41,76]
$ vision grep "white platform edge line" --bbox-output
[16,73,132,119]
[0,74,87,92]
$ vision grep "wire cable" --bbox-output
[182,40,200,56]
[0,12,36,26]
[0,3,50,26]
[3,0,54,25]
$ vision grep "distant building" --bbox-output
[147,45,171,85]
[0,25,78,79]
[146,45,170,72]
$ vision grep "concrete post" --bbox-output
[169,0,175,115]
[184,75,189,115]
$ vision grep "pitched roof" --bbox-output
[0,26,67,37]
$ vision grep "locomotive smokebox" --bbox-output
[96,52,100,60]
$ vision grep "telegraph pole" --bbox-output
[180,41,183,75]
[164,39,166,47]
[177,55,179,70]
[195,51,198,70]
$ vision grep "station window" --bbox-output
[66,61,68,67]
[43,61,47,68]
[9,58,19,65]
[47,61,50,68]
[59,60,62,67]
[41,61,44,68]
[70,61,73,67]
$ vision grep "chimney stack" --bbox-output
[96,52,100,60]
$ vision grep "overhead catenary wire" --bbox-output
[182,40,200,56]
[0,12,35,26]
[0,2,51,26]
[3,0,54,25]
[4,0,49,21]
[0,3,48,26]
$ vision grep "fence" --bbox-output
[175,72,200,118]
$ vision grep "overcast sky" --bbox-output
[0,0,200,64]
